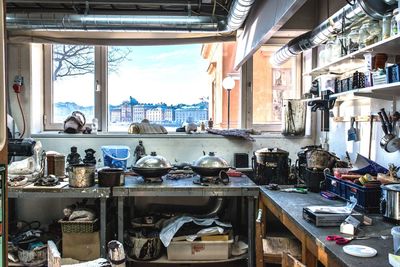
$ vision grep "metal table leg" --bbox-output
[248,196,255,267]
[100,198,107,257]
[118,196,124,243]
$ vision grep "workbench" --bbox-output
[257,187,394,267]
[113,175,259,266]
[8,185,111,257]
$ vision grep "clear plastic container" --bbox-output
[383,13,393,39]
[392,226,400,254]
[347,26,360,53]
[391,8,399,36]
[367,20,382,45]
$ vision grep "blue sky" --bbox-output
[53,44,210,106]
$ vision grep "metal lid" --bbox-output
[381,183,400,191]
[193,152,229,168]
[134,152,172,169]
[255,148,289,155]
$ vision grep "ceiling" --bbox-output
[6,0,232,17]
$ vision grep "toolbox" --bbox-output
[324,174,381,213]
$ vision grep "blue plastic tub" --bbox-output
[101,145,130,170]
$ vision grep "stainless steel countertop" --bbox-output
[8,184,111,198]
[113,175,259,197]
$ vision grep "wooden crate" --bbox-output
[262,237,301,264]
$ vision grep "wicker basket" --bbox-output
[59,219,98,233]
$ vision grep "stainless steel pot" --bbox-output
[305,149,338,170]
[68,163,95,188]
[191,152,230,177]
[381,183,400,222]
[132,152,172,178]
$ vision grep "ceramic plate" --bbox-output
[343,245,377,257]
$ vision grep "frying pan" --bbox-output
[378,110,400,153]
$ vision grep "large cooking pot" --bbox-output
[68,163,95,188]
[305,149,338,170]
[381,183,400,223]
[126,217,162,261]
[98,168,125,187]
[132,152,172,178]
[191,152,230,177]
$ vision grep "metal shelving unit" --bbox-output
[8,185,111,257]
[113,176,259,267]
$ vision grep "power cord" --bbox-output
[13,75,26,138]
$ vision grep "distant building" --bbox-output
[121,101,132,122]
[132,105,146,122]
[110,109,121,123]
[175,107,208,124]
[164,108,174,121]
[146,107,163,122]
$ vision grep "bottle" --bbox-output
[92,118,98,134]
[391,8,399,36]
[347,26,360,53]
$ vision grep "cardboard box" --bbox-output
[62,232,100,261]
[167,239,233,261]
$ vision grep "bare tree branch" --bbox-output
[53,45,132,80]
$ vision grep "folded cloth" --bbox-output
[8,157,36,174]
[69,209,96,221]
[206,129,259,141]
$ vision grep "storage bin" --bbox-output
[386,64,400,83]
[59,219,98,233]
[167,239,233,261]
[325,174,381,213]
[101,145,130,170]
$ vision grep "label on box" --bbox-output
[191,244,205,254]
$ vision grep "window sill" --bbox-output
[31,131,312,140]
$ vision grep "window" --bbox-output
[44,45,96,130]
[246,46,302,131]
[44,44,210,132]
[43,43,302,133]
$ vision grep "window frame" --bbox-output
[43,44,101,131]
[44,44,302,133]
[243,45,303,132]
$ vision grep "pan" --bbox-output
[131,167,172,178]
[378,109,400,153]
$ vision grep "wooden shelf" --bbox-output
[304,34,400,76]
[127,254,246,264]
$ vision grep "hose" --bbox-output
[16,92,26,138]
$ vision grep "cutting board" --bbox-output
[24,181,68,189]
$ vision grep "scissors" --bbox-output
[326,235,352,245]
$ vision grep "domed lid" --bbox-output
[193,152,229,168]
[134,152,172,169]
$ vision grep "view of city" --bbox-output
[54,97,209,131]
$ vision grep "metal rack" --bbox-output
[8,185,111,257]
[113,176,259,267]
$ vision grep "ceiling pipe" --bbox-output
[7,0,202,7]
[271,0,393,66]
[6,0,255,33]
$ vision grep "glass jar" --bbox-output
[331,36,343,58]
[324,37,335,64]
[347,26,360,53]
[391,8,399,36]
[359,23,369,49]
[367,20,381,45]
[383,13,392,39]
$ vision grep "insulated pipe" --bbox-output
[271,0,392,66]
[7,0,201,5]
[6,0,255,33]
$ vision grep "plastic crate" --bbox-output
[386,64,400,83]
[167,239,233,261]
[324,174,381,213]
[59,219,99,233]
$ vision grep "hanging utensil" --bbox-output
[378,111,400,153]
[347,117,358,141]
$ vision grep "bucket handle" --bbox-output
[102,148,131,161]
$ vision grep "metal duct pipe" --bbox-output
[7,0,201,6]
[271,0,392,65]
[6,0,255,33]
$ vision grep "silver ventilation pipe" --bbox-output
[6,0,255,33]
[271,0,393,65]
